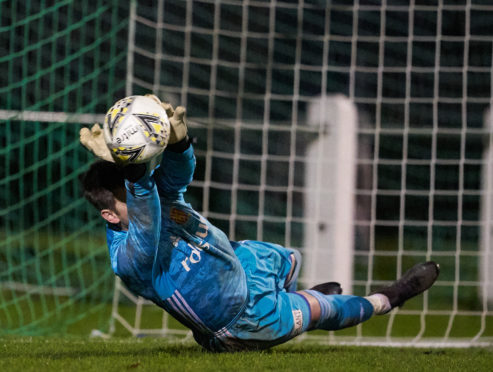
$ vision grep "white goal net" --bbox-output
[109,0,493,347]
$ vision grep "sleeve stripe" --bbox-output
[166,296,207,333]
[166,291,210,333]
[174,290,211,332]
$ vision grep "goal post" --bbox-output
[303,95,357,293]
[481,109,493,307]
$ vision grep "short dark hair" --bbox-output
[79,160,125,211]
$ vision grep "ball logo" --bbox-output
[115,125,139,144]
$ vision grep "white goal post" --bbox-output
[303,95,357,292]
[481,109,493,307]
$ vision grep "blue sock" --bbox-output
[304,290,374,331]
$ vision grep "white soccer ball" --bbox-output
[103,95,170,164]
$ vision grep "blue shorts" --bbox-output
[194,240,311,352]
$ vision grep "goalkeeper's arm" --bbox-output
[79,120,161,261]
[110,98,192,276]
[144,95,196,198]
[117,165,161,269]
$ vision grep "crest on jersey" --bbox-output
[170,207,190,225]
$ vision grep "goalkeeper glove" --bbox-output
[79,123,114,163]
[145,94,188,144]
[80,123,161,182]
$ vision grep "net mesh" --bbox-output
[3,0,493,346]
[115,0,493,346]
[1,0,128,335]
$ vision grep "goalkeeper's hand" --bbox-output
[80,123,156,182]
[79,123,114,163]
[145,94,188,144]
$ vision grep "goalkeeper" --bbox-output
[79,95,440,352]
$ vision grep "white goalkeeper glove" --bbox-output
[80,94,188,177]
[79,123,114,163]
[80,123,158,181]
[80,120,164,183]
[145,94,188,144]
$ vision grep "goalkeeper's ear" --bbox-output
[100,209,121,225]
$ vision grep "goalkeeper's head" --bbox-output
[79,160,129,230]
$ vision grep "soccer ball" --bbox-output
[103,95,170,164]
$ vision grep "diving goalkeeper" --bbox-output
[79,95,440,352]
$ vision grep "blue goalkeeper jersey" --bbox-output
[106,146,248,334]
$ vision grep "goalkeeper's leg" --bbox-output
[204,262,438,351]
[298,292,374,330]
[299,261,440,330]
[365,261,440,315]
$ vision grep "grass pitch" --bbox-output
[1,337,492,372]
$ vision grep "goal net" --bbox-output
[0,1,129,335]
[3,0,493,347]
[110,0,493,347]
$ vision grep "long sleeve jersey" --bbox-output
[106,145,248,334]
